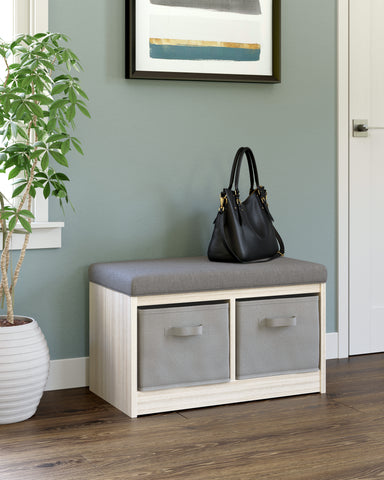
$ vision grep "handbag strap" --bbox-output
[228,147,256,194]
[273,225,285,257]
[244,147,260,186]
[234,146,260,192]
[235,147,276,222]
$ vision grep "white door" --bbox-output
[349,0,384,354]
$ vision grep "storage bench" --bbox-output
[89,256,327,418]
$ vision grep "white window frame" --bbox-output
[2,0,64,249]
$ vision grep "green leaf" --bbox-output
[47,133,68,143]
[61,139,71,155]
[33,76,47,93]
[12,184,26,197]
[34,172,48,179]
[71,139,84,155]
[11,178,27,185]
[30,149,45,159]
[18,216,32,233]
[0,92,20,100]
[76,103,91,118]
[50,98,70,112]
[56,189,67,198]
[32,141,46,148]
[8,167,21,179]
[43,183,51,199]
[52,172,70,181]
[54,74,71,82]
[33,33,47,40]
[8,215,17,232]
[17,126,29,140]
[68,87,77,104]
[15,103,28,121]
[29,94,53,105]
[10,122,18,139]
[52,83,68,95]
[6,143,27,153]
[66,103,76,122]
[19,209,35,219]
[28,102,44,117]
[41,152,49,170]
[74,86,88,100]
[40,59,55,70]
[50,150,68,167]
[0,211,14,220]
[47,117,57,132]
[61,49,70,62]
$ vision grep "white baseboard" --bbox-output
[45,357,89,391]
[45,333,341,391]
[326,332,339,360]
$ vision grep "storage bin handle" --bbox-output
[263,316,297,328]
[167,325,203,337]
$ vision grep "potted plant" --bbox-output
[0,32,89,423]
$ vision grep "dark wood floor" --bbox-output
[1,354,384,479]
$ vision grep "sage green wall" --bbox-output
[4,0,337,360]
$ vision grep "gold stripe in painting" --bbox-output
[149,38,261,50]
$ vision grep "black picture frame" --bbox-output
[126,0,281,83]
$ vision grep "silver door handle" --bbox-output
[355,123,368,132]
[356,124,384,131]
[353,119,384,137]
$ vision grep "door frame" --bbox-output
[337,0,350,358]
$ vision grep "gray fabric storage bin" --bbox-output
[236,296,319,379]
[138,303,230,391]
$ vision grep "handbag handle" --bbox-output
[234,147,260,193]
[244,147,260,187]
[228,147,256,193]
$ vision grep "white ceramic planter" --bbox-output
[0,317,50,424]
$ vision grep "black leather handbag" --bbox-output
[207,147,284,263]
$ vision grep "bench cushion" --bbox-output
[88,256,327,297]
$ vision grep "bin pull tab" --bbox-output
[263,316,297,328]
[167,325,203,337]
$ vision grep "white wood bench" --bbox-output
[89,256,327,418]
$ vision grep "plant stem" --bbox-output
[1,155,38,323]
[0,194,7,303]
[10,122,37,296]
[2,55,10,88]
[10,195,32,296]
[0,240,14,323]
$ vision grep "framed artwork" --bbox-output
[126,0,281,83]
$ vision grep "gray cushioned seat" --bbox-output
[88,256,327,297]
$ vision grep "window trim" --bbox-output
[5,0,64,250]
[14,0,49,36]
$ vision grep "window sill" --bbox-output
[1,222,64,250]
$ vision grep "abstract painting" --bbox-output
[126,0,280,82]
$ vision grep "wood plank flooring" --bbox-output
[1,354,384,479]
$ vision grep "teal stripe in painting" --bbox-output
[150,44,261,62]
